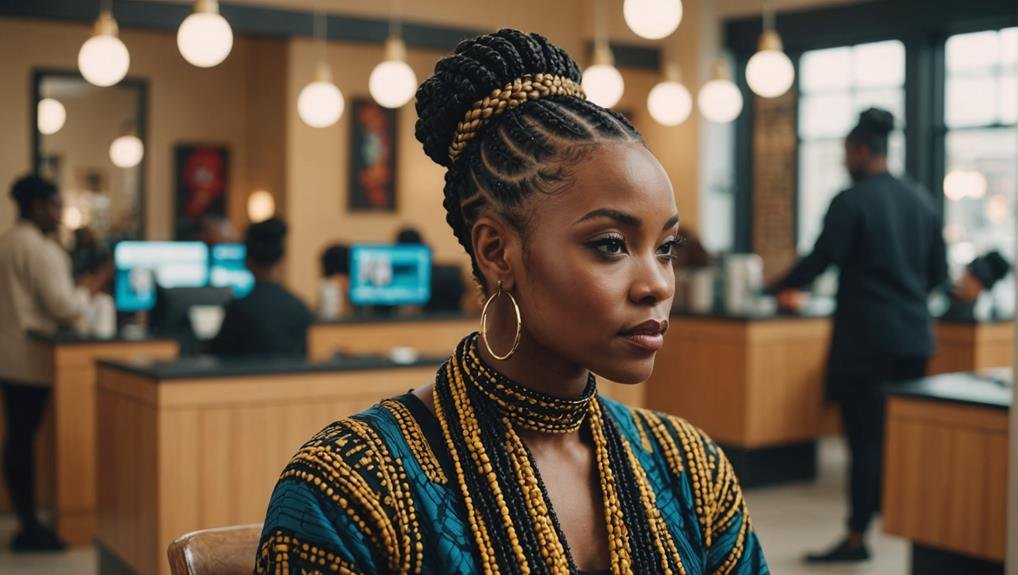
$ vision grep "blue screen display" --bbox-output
[210,243,255,298]
[113,242,209,312]
[349,244,431,306]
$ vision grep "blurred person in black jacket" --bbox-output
[210,218,312,358]
[767,108,948,564]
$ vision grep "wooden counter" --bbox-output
[883,370,1010,574]
[643,312,835,486]
[0,332,178,546]
[308,313,478,360]
[308,313,642,406]
[929,319,1013,375]
[95,356,445,575]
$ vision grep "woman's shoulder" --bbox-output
[258,396,436,573]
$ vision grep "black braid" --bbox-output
[414,28,642,291]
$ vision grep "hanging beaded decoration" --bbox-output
[433,334,688,574]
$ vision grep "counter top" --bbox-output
[884,368,1011,411]
[670,309,831,322]
[671,310,1014,325]
[29,329,175,345]
[98,354,446,381]
[314,311,476,326]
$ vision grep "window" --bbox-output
[943,27,1017,271]
[796,40,906,253]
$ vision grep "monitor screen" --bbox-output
[210,243,254,298]
[113,242,209,312]
[349,244,431,306]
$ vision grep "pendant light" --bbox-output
[37,98,67,135]
[369,5,417,109]
[109,134,144,168]
[177,0,234,68]
[698,59,743,123]
[745,0,795,98]
[582,0,624,109]
[647,63,692,126]
[623,0,683,40]
[297,11,344,128]
[247,190,276,222]
[78,1,130,87]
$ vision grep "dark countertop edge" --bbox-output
[671,311,1014,325]
[885,388,1009,411]
[313,312,477,326]
[96,356,446,381]
[936,316,1014,326]
[670,311,831,322]
[28,330,176,345]
[884,375,1011,411]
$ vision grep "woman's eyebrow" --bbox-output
[663,214,680,231]
[574,208,640,227]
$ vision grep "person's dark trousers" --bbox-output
[1,380,52,531]
[838,356,928,535]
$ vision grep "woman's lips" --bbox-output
[619,319,668,352]
[620,332,665,352]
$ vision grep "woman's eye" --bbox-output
[590,237,627,256]
[657,238,684,260]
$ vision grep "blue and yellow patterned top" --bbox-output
[254,382,769,574]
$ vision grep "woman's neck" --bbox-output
[475,333,591,400]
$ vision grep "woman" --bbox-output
[210,218,312,357]
[255,30,768,574]
[768,108,947,564]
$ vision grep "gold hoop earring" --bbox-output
[480,280,523,361]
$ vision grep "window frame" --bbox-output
[724,0,1018,253]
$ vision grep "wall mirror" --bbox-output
[33,69,147,253]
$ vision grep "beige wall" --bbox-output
[282,1,704,304]
[0,18,278,240]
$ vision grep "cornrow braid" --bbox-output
[415,29,642,290]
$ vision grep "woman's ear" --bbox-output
[471,215,518,293]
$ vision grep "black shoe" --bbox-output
[803,539,871,564]
[10,525,68,552]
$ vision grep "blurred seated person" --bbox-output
[953,250,1011,303]
[427,263,467,313]
[210,218,312,357]
[397,225,469,314]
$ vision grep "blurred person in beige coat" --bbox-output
[0,175,106,551]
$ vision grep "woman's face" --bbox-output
[504,142,679,384]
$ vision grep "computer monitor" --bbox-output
[349,244,431,306]
[113,242,209,312]
[210,243,255,298]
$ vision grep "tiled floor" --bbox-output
[0,437,908,574]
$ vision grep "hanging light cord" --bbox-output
[314,9,326,61]
[389,0,403,39]
[594,0,606,47]
[101,0,112,13]
[763,0,775,32]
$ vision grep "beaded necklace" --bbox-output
[433,334,687,575]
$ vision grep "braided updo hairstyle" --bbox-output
[415,29,642,290]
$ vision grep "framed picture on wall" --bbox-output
[173,144,229,240]
[348,98,397,212]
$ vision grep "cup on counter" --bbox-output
[91,293,117,339]
[724,254,763,314]
[688,268,715,314]
[319,280,344,320]
[188,305,226,340]
[389,346,419,365]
